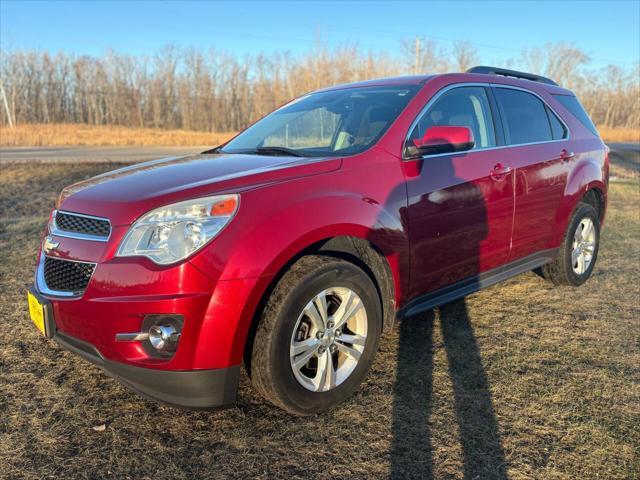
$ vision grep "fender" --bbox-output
[189,148,410,288]
[548,146,607,248]
[191,185,408,295]
[196,223,404,368]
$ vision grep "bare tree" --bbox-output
[0,42,637,131]
[452,41,478,72]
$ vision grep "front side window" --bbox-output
[406,86,497,152]
[494,88,555,145]
[221,85,420,157]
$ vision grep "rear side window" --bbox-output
[494,88,553,145]
[553,94,599,137]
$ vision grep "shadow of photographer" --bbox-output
[390,299,508,480]
[385,141,508,478]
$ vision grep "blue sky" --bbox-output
[1,1,639,68]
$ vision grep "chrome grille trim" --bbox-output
[51,210,112,242]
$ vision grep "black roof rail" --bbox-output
[466,66,558,86]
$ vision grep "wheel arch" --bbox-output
[316,236,397,333]
[242,234,398,374]
[582,185,606,225]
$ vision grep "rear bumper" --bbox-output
[55,329,240,409]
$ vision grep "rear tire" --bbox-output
[541,202,600,286]
[250,255,382,415]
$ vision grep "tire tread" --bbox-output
[250,255,347,413]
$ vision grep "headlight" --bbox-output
[116,194,239,265]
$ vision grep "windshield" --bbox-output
[221,85,420,157]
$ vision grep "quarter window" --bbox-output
[546,105,567,140]
[553,94,599,137]
[407,86,497,152]
[494,88,556,145]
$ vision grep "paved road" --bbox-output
[608,142,640,151]
[607,142,639,175]
[0,146,206,164]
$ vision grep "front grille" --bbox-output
[43,257,95,293]
[55,211,110,238]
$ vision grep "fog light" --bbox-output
[148,324,180,353]
[142,314,183,357]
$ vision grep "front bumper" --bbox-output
[55,326,240,409]
[30,285,240,409]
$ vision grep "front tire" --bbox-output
[250,255,382,415]
[542,202,600,286]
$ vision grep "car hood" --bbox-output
[59,153,342,226]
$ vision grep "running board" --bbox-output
[398,249,558,319]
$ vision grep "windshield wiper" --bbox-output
[253,146,308,157]
[201,146,222,154]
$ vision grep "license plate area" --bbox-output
[27,288,56,338]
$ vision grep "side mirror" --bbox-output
[406,125,475,158]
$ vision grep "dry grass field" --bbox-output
[0,124,234,147]
[0,161,638,479]
[597,126,640,143]
[1,123,638,147]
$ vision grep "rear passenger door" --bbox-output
[492,86,570,261]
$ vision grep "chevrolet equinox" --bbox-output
[28,66,608,415]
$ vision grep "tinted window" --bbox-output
[408,86,496,150]
[495,88,553,145]
[553,94,599,137]
[546,105,567,140]
[222,86,420,157]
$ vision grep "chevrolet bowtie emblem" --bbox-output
[43,235,59,254]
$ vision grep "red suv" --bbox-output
[28,67,608,415]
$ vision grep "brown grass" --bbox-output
[0,123,235,147]
[2,123,638,147]
[599,126,640,143]
[0,163,639,479]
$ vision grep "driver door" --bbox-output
[405,85,515,299]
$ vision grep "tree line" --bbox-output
[1,41,638,132]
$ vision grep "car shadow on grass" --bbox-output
[390,299,508,480]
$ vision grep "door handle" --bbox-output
[490,163,512,181]
[560,149,575,162]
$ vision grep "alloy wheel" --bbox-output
[289,287,368,392]
[571,217,596,275]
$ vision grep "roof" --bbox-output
[315,70,573,95]
[317,75,434,92]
